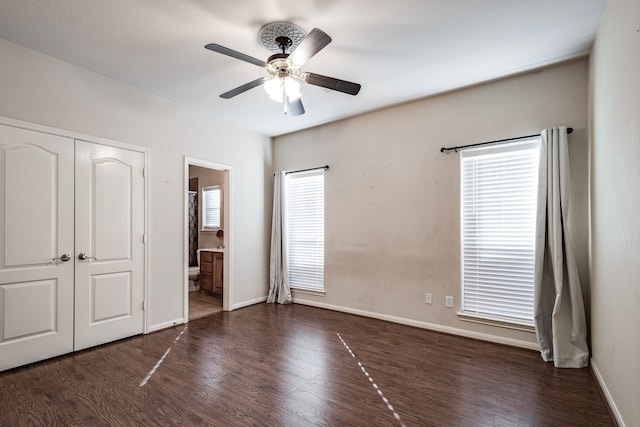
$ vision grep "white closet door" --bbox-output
[0,124,75,371]
[74,141,145,351]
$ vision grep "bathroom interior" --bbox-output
[188,164,225,320]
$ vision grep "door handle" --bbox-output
[78,252,98,261]
[52,254,71,262]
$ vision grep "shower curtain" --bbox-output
[188,192,198,267]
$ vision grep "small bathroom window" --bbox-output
[202,185,221,230]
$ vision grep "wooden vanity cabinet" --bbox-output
[199,251,223,295]
[212,252,223,294]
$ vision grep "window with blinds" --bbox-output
[460,138,540,326]
[202,185,221,230]
[285,169,325,292]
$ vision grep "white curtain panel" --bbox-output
[533,127,589,368]
[268,171,292,304]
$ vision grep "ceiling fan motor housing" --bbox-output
[267,53,299,79]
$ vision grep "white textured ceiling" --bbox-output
[0,0,606,136]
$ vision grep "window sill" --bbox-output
[457,312,535,333]
[291,288,325,297]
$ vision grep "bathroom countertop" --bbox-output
[198,248,225,253]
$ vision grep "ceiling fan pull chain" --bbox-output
[283,78,288,115]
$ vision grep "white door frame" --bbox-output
[0,116,150,335]
[183,157,233,319]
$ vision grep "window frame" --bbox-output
[201,185,221,231]
[285,169,325,293]
[458,138,541,329]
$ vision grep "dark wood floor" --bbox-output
[0,303,613,426]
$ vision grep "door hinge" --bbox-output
[142,300,146,311]
[142,234,146,244]
[142,168,146,177]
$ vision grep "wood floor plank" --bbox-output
[0,303,613,426]
[189,292,223,321]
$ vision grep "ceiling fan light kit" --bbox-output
[264,76,301,102]
[205,21,361,117]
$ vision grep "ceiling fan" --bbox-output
[205,22,361,116]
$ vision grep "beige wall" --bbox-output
[274,59,590,348]
[189,165,225,249]
[589,0,640,425]
[0,39,272,328]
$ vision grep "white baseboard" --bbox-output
[148,318,185,333]
[591,358,625,426]
[292,297,540,351]
[230,296,267,311]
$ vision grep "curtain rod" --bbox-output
[440,127,573,154]
[274,165,329,176]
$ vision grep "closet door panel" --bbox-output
[91,272,132,322]
[4,145,57,266]
[93,159,131,260]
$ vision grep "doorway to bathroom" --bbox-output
[184,157,231,321]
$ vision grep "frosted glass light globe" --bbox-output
[264,76,302,102]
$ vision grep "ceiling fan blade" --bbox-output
[288,28,332,67]
[205,43,267,67]
[302,72,361,96]
[220,77,267,99]
[286,97,305,116]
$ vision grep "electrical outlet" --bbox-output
[445,296,454,308]
[425,293,433,304]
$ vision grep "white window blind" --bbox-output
[286,169,325,292]
[202,185,221,230]
[460,139,540,325]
